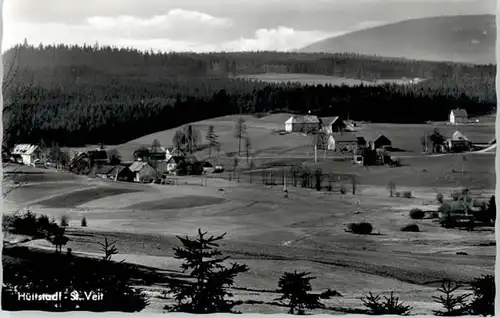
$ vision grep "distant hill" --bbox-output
[300,15,496,65]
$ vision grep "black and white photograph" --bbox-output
[1,0,497,315]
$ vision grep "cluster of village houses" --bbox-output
[7,144,221,184]
[283,108,486,165]
[6,108,489,183]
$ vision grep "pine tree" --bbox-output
[166,229,249,313]
[275,271,325,315]
[81,216,87,227]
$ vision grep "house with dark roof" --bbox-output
[449,109,468,124]
[127,161,156,183]
[107,165,127,181]
[69,152,92,174]
[166,155,201,175]
[91,165,116,179]
[356,136,367,147]
[116,164,135,182]
[373,135,392,150]
[88,149,108,165]
[321,116,347,134]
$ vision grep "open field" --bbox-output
[3,162,495,314]
[236,73,425,86]
[66,112,495,170]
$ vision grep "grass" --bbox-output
[236,73,375,86]
[5,182,84,202]
[235,73,421,87]
[66,112,494,179]
[126,196,226,210]
[307,153,494,189]
[8,108,496,314]
[37,187,141,208]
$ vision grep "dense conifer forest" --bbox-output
[3,43,496,147]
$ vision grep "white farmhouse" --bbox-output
[11,144,41,166]
[449,109,468,124]
[284,115,320,133]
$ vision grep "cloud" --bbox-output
[87,9,231,35]
[353,21,386,30]
[83,9,233,42]
[220,27,338,51]
[87,9,231,29]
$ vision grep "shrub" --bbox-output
[340,184,347,194]
[275,271,325,315]
[81,216,87,227]
[430,211,440,219]
[469,275,495,316]
[60,215,69,227]
[436,192,444,203]
[450,191,461,201]
[409,208,425,219]
[438,202,453,215]
[395,192,401,197]
[314,169,322,191]
[326,183,332,192]
[402,191,413,198]
[8,211,61,239]
[392,158,402,167]
[2,239,150,312]
[361,291,412,315]
[347,222,373,235]
[319,288,342,299]
[401,224,419,232]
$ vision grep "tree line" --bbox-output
[2,44,496,147]
[4,43,496,84]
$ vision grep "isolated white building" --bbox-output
[449,109,468,124]
[11,144,41,166]
[284,115,320,133]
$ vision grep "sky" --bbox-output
[1,0,496,53]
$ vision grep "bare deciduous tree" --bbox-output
[2,45,37,199]
[205,125,219,158]
[234,117,246,156]
[245,135,251,163]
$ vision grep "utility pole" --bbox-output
[424,133,428,153]
[461,155,466,175]
[283,170,287,191]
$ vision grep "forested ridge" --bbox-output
[3,43,496,147]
